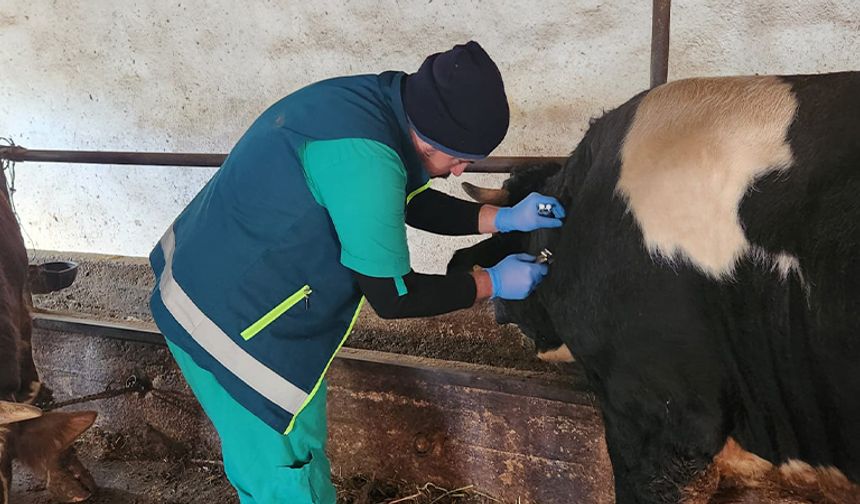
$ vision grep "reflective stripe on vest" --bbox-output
[158,226,309,415]
[406,180,432,205]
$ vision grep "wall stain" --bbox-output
[0,14,18,28]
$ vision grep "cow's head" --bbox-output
[0,401,97,503]
[448,162,574,361]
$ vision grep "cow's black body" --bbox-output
[449,72,860,503]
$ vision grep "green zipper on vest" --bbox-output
[240,285,312,341]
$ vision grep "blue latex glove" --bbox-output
[485,253,549,300]
[495,192,566,233]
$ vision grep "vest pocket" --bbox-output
[273,457,320,503]
[241,285,312,340]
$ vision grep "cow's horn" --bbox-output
[0,400,42,425]
[461,182,510,205]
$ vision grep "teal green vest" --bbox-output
[150,72,428,433]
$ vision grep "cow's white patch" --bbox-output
[748,247,803,281]
[618,76,798,278]
[537,344,574,363]
[773,252,800,279]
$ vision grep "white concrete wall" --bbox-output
[1,1,858,273]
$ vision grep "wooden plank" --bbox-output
[328,357,613,503]
[33,314,590,403]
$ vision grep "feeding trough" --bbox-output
[28,260,79,294]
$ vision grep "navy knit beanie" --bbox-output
[404,41,509,159]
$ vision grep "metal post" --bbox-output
[650,0,671,88]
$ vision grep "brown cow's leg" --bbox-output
[15,294,43,405]
[0,425,12,504]
[47,448,97,503]
[12,411,97,502]
[0,398,43,502]
[0,312,21,401]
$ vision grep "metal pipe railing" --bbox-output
[650,0,672,88]
[3,4,675,169]
[2,4,676,170]
[0,146,567,173]
[0,147,225,167]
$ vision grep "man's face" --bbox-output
[410,129,475,178]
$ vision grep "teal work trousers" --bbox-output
[166,340,336,504]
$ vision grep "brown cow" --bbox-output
[0,166,97,503]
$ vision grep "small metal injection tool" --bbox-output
[535,248,554,265]
[537,202,554,217]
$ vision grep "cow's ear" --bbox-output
[0,400,42,425]
[15,411,97,460]
[461,182,510,206]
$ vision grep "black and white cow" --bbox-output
[450,72,860,503]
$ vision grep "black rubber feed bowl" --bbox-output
[28,261,79,294]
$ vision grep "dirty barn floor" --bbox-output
[28,251,571,377]
[13,457,504,503]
